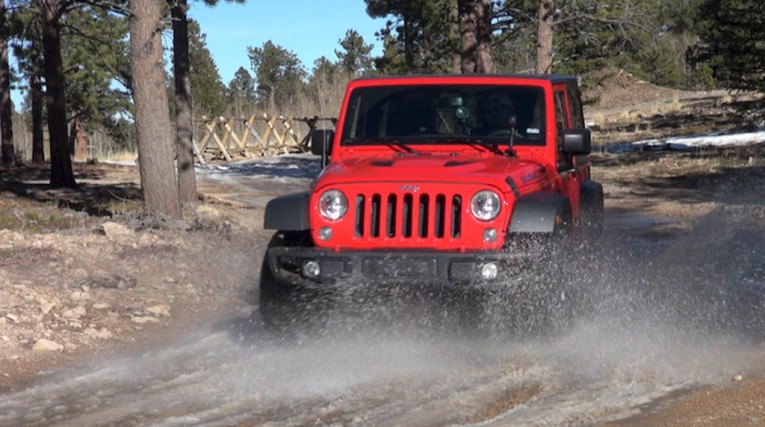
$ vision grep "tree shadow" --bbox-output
[0,163,143,218]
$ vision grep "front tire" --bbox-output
[580,181,604,246]
[258,231,321,338]
[497,211,577,338]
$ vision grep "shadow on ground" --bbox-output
[0,163,143,218]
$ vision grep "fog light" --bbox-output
[302,260,321,279]
[483,228,498,243]
[318,226,333,241]
[480,263,499,280]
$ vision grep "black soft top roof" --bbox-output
[352,74,578,85]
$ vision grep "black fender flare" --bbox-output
[508,193,571,234]
[263,192,310,231]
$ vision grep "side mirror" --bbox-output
[311,129,334,156]
[562,128,592,155]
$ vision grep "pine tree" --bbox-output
[692,0,765,94]
[227,66,256,116]
[0,1,14,165]
[247,40,306,112]
[365,0,457,74]
[335,29,374,76]
[168,0,243,205]
[11,1,132,167]
[61,7,131,140]
[40,0,75,187]
[457,0,493,73]
[306,56,347,117]
[187,21,226,117]
[129,0,181,218]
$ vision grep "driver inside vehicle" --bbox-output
[476,93,518,137]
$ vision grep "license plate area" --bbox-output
[361,257,437,278]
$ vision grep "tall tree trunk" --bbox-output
[40,0,75,187]
[450,0,461,74]
[0,6,15,166]
[70,116,88,161]
[475,0,493,73]
[403,15,415,71]
[129,0,180,218]
[170,0,197,205]
[31,75,45,163]
[458,0,477,74]
[536,0,554,74]
[458,0,493,74]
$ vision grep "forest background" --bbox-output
[0,0,763,217]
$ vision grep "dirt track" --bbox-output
[0,150,763,425]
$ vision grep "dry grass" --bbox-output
[102,149,138,162]
[0,163,144,233]
[0,197,96,233]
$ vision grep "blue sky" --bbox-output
[10,1,385,106]
[189,0,386,85]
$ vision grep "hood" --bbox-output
[315,152,546,191]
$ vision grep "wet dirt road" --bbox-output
[1,159,763,426]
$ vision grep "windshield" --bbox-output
[340,84,545,147]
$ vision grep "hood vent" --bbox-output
[444,160,475,167]
[370,160,394,167]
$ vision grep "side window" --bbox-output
[554,91,567,151]
[567,85,585,128]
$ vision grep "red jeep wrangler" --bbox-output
[259,75,603,333]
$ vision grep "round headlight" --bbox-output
[471,190,501,221]
[318,190,348,220]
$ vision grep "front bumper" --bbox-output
[266,247,535,287]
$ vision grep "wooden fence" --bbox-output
[195,114,336,163]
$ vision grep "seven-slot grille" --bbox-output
[352,192,463,240]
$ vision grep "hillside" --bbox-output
[583,68,763,145]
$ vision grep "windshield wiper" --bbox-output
[442,136,504,155]
[346,137,419,153]
[386,139,419,153]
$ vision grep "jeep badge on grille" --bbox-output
[400,185,420,192]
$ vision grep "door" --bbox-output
[553,85,583,223]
